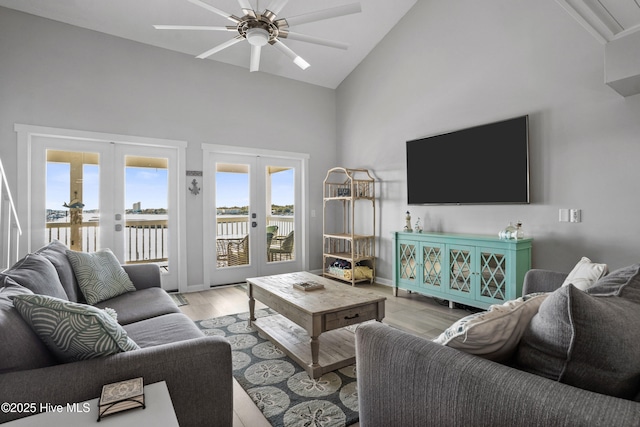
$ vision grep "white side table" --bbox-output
[6,381,179,426]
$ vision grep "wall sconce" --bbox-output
[187,171,202,196]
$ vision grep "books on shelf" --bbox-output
[98,377,145,421]
[293,281,325,291]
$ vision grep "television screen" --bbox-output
[406,115,529,204]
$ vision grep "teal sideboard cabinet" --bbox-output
[392,231,532,310]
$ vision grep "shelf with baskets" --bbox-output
[323,167,375,285]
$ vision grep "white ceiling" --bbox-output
[555,0,640,43]
[0,0,416,89]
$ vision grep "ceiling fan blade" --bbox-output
[250,44,262,72]
[187,0,240,23]
[237,0,252,10]
[196,36,244,59]
[278,3,361,28]
[266,0,289,16]
[281,31,349,50]
[237,0,256,18]
[273,40,310,70]
[153,25,234,31]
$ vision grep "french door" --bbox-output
[204,148,306,286]
[19,126,186,291]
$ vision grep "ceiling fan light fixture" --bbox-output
[246,28,270,46]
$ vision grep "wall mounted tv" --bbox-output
[406,115,530,205]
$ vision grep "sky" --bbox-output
[47,163,294,211]
[216,168,294,207]
[46,163,168,210]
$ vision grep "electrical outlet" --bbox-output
[569,209,581,223]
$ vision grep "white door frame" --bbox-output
[201,143,309,287]
[15,124,188,292]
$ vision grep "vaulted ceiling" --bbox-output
[555,0,640,42]
[0,0,416,89]
[2,0,638,94]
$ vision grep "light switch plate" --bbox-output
[559,209,569,222]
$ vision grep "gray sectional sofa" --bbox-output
[0,240,232,426]
[356,267,640,426]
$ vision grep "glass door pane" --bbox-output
[206,152,303,286]
[216,163,250,268]
[46,150,100,253]
[124,156,169,270]
[267,166,295,263]
[32,134,183,292]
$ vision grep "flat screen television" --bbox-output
[406,115,530,205]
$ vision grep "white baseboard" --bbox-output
[185,283,207,293]
[374,276,393,287]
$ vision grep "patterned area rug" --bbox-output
[196,309,359,427]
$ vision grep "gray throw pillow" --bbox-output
[585,263,640,304]
[11,293,139,363]
[66,249,136,305]
[516,283,640,399]
[35,239,84,303]
[1,253,69,300]
[0,277,56,373]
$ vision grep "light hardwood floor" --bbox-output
[179,282,470,427]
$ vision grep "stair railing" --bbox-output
[0,158,22,270]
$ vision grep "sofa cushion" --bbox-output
[433,293,548,362]
[585,263,640,304]
[1,253,69,300]
[0,277,56,373]
[66,249,136,305]
[35,240,84,303]
[123,312,204,348]
[94,287,181,325]
[561,256,608,291]
[516,283,640,399]
[11,294,140,363]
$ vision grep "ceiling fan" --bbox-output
[154,0,362,72]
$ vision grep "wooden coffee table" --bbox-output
[246,271,386,379]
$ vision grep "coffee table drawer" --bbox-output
[324,303,378,331]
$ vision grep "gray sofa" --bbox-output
[356,268,640,426]
[0,241,232,426]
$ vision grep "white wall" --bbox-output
[0,7,336,287]
[336,0,640,281]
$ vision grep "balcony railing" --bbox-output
[46,220,168,264]
[45,215,293,264]
[216,215,293,237]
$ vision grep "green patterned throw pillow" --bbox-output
[11,294,139,363]
[66,249,136,305]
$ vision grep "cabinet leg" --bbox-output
[393,287,398,297]
[448,300,455,309]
